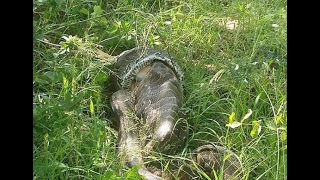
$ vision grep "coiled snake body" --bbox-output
[110,47,242,180]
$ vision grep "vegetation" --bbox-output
[33,0,287,179]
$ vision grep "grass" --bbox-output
[33,0,287,179]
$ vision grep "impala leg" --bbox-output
[111,90,163,180]
[111,90,142,166]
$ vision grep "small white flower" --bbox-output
[234,64,239,70]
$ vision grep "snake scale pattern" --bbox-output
[109,47,242,180]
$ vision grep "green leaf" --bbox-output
[250,120,261,138]
[39,71,61,83]
[44,71,56,82]
[90,99,94,115]
[113,21,122,28]
[280,130,287,141]
[79,8,89,16]
[125,165,143,178]
[99,17,108,25]
[91,5,103,17]
[34,77,50,84]
[238,4,244,12]
[61,42,68,49]
[62,75,69,89]
[229,112,236,123]
[104,171,117,179]
[93,73,107,83]
[275,113,283,125]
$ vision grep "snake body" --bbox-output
[110,47,242,180]
[111,47,184,92]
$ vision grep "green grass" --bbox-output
[33,0,287,179]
